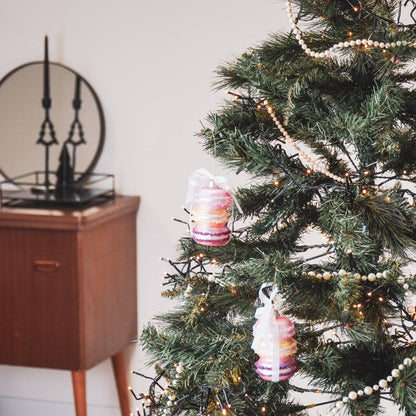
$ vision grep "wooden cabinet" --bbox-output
[0,195,140,416]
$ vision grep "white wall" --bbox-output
[0,1,285,414]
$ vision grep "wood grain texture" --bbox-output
[0,196,140,371]
[80,208,138,369]
[0,227,80,368]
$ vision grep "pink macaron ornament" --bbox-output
[186,169,240,247]
[191,183,233,246]
[251,284,297,382]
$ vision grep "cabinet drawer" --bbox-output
[0,227,80,369]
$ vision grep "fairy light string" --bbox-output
[137,5,416,415]
[284,0,416,191]
[133,356,416,415]
[286,0,416,59]
[159,238,416,414]
[152,143,416,415]
[260,0,416,186]
[299,267,416,414]
[139,232,416,416]
[227,92,416,193]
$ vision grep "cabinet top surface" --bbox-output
[0,195,140,230]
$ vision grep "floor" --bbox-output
[0,395,123,416]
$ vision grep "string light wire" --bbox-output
[286,0,416,59]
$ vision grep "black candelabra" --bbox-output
[36,36,58,192]
[35,36,86,197]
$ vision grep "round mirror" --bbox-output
[0,61,105,183]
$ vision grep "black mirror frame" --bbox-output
[0,61,105,184]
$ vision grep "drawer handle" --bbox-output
[33,260,60,273]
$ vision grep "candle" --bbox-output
[73,75,82,110]
[42,36,51,109]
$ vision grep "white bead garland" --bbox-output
[183,272,231,300]
[301,267,416,414]
[262,0,416,187]
[160,361,186,415]
[302,268,391,283]
[263,100,346,184]
[304,266,416,314]
[286,0,416,59]
[184,284,192,297]
[379,379,388,388]
[183,265,416,415]
[348,391,357,400]
[327,355,416,414]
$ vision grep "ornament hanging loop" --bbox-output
[258,282,279,313]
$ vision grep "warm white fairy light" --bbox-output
[286,0,416,59]
[302,267,416,414]
[305,267,416,317]
[263,100,346,183]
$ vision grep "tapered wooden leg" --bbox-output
[111,350,131,416]
[71,370,87,416]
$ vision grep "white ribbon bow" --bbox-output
[185,168,243,213]
[251,282,281,382]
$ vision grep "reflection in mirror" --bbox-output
[0,62,105,183]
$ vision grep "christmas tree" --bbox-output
[139,0,416,414]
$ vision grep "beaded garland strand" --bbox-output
[145,354,416,416]
[262,100,346,184]
[302,267,416,414]
[257,0,416,187]
[262,99,411,191]
[286,0,416,58]
[326,356,416,415]
[302,267,415,327]
[214,266,416,414]
[329,354,416,415]
[183,266,416,414]
[140,5,416,414]
[153,252,416,414]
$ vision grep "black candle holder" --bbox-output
[65,74,86,174]
[36,36,58,192]
[0,38,110,208]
